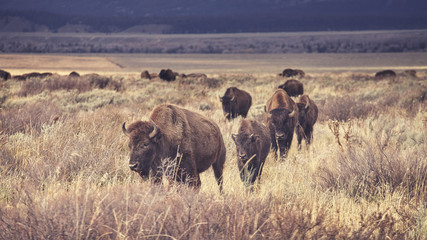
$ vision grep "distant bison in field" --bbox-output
[375,70,396,80]
[140,70,151,80]
[13,72,53,81]
[0,69,11,81]
[402,69,417,78]
[159,69,176,81]
[265,89,298,159]
[278,79,304,97]
[281,68,305,78]
[186,73,207,79]
[68,71,80,77]
[220,87,252,120]
[122,104,226,191]
[232,119,270,187]
[295,95,318,150]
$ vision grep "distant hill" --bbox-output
[1,0,427,33]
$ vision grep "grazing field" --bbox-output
[2,52,427,75]
[0,54,426,239]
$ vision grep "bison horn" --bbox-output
[219,96,223,102]
[122,122,129,136]
[305,101,310,109]
[289,109,296,118]
[231,96,235,101]
[149,119,159,139]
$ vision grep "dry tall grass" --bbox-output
[0,70,426,239]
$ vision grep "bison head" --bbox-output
[232,133,259,164]
[122,120,161,180]
[268,108,296,141]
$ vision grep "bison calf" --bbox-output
[232,119,270,188]
[220,87,252,120]
[296,95,318,150]
[122,104,226,192]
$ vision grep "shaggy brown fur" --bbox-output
[232,119,270,187]
[220,87,252,120]
[296,95,318,149]
[375,70,396,80]
[140,70,151,80]
[123,104,226,192]
[278,79,304,97]
[0,69,11,81]
[159,69,176,81]
[265,89,298,159]
[281,68,305,78]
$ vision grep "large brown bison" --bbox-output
[281,68,305,78]
[278,79,304,97]
[232,119,270,187]
[265,89,298,159]
[375,70,396,80]
[220,87,252,120]
[122,104,226,191]
[0,69,11,81]
[159,69,176,81]
[295,95,318,150]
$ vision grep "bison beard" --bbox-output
[123,104,226,192]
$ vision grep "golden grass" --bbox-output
[0,68,426,239]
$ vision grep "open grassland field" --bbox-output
[2,52,427,75]
[0,54,426,239]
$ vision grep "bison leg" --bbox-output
[297,131,303,151]
[212,151,226,193]
[175,167,201,188]
[305,127,313,146]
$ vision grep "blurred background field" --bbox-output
[1,51,427,75]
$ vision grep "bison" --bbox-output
[186,73,207,79]
[265,89,298,159]
[375,70,396,80]
[122,104,226,191]
[13,72,52,80]
[69,71,80,78]
[220,87,252,120]
[295,95,318,150]
[232,119,270,188]
[159,69,176,81]
[140,70,151,80]
[281,68,305,78]
[0,69,11,81]
[278,79,304,97]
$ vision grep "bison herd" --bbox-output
[122,71,323,192]
[0,67,415,192]
[122,67,419,191]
